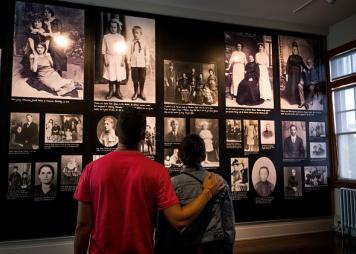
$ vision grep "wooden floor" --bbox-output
[234,232,356,254]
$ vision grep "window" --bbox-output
[329,40,356,187]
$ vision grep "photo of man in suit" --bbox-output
[283,124,306,159]
[22,114,39,149]
[164,118,184,143]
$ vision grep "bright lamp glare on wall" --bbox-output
[54,35,70,48]
[114,41,127,54]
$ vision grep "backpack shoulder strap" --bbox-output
[180,171,203,184]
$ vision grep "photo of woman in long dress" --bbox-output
[256,43,273,101]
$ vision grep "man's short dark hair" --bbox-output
[116,107,146,146]
[179,134,205,167]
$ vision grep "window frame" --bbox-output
[328,40,356,188]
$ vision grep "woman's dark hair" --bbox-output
[259,166,269,176]
[35,42,47,51]
[38,164,55,175]
[179,134,206,168]
[31,16,44,28]
[43,7,54,16]
[116,107,146,146]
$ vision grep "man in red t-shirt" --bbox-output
[74,107,224,254]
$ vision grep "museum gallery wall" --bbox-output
[0,0,331,240]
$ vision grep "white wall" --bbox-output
[327,13,356,50]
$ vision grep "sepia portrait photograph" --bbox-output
[7,163,32,200]
[282,121,307,160]
[164,148,183,171]
[164,117,186,144]
[225,32,274,109]
[231,157,249,192]
[60,155,82,186]
[94,13,155,103]
[190,118,219,167]
[139,117,156,156]
[310,142,327,158]
[12,2,84,100]
[164,60,218,106]
[279,35,324,111]
[45,113,83,143]
[304,166,328,187]
[260,120,275,145]
[283,166,302,198]
[9,112,40,150]
[34,162,58,200]
[252,157,276,197]
[226,119,242,142]
[309,122,326,137]
[96,115,119,148]
[244,120,259,153]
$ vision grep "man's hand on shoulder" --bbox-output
[202,173,225,198]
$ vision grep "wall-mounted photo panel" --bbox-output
[164,148,183,174]
[304,166,328,189]
[9,112,40,150]
[309,122,326,138]
[225,32,274,109]
[163,60,218,106]
[243,120,259,153]
[96,115,119,148]
[34,162,58,201]
[190,118,219,168]
[94,13,155,103]
[60,155,82,191]
[310,142,327,158]
[282,121,307,160]
[252,157,276,198]
[164,117,186,144]
[7,163,32,200]
[283,166,302,198]
[279,35,324,111]
[231,157,249,192]
[139,117,156,157]
[12,1,85,100]
[44,114,83,143]
[260,120,275,145]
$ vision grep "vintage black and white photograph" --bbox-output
[260,120,275,145]
[164,148,183,172]
[231,158,249,192]
[244,120,259,153]
[164,117,186,144]
[190,118,219,167]
[12,2,84,100]
[310,142,327,158]
[309,122,326,137]
[226,119,242,142]
[9,112,39,150]
[139,117,156,156]
[164,60,218,106]
[279,35,324,111]
[96,115,119,147]
[94,13,155,103]
[7,163,32,200]
[60,155,82,187]
[282,121,307,159]
[225,32,274,109]
[34,162,58,201]
[283,166,302,198]
[252,157,276,197]
[304,166,328,187]
[44,114,83,143]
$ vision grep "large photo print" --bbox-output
[12,1,85,100]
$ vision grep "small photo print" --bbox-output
[164,117,186,144]
[260,120,275,145]
[282,121,307,159]
[96,115,119,147]
[304,166,328,187]
[243,120,259,153]
[252,157,276,197]
[45,114,83,143]
[93,154,105,161]
[7,163,32,199]
[34,162,58,200]
[226,119,242,142]
[283,167,302,198]
[164,148,183,171]
[139,117,156,156]
[60,155,82,186]
[310,142,327,158]
[309,122,326,137]
[231,158,249,192]
[9,112,39,150]
[190,118,219,167]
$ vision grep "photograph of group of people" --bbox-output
[283,167,302,198]
[225,32,274,109]
[164,60,218,106]
[94,13,155,103]
[279,35,323,111]
[304,166,328,187]
[9,112,39,150]
[231,158,249,192]
[310,142,327,158]
[309,122,326,137]
[7,163,32,198]
[12,2,85,100]
[45,114,83,143]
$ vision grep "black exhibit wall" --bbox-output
[0,0,331,241]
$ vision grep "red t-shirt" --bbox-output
[74,151,178,254]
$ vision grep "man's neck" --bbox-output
[115,143,141,152]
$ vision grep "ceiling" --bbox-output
[62,0,356,34]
